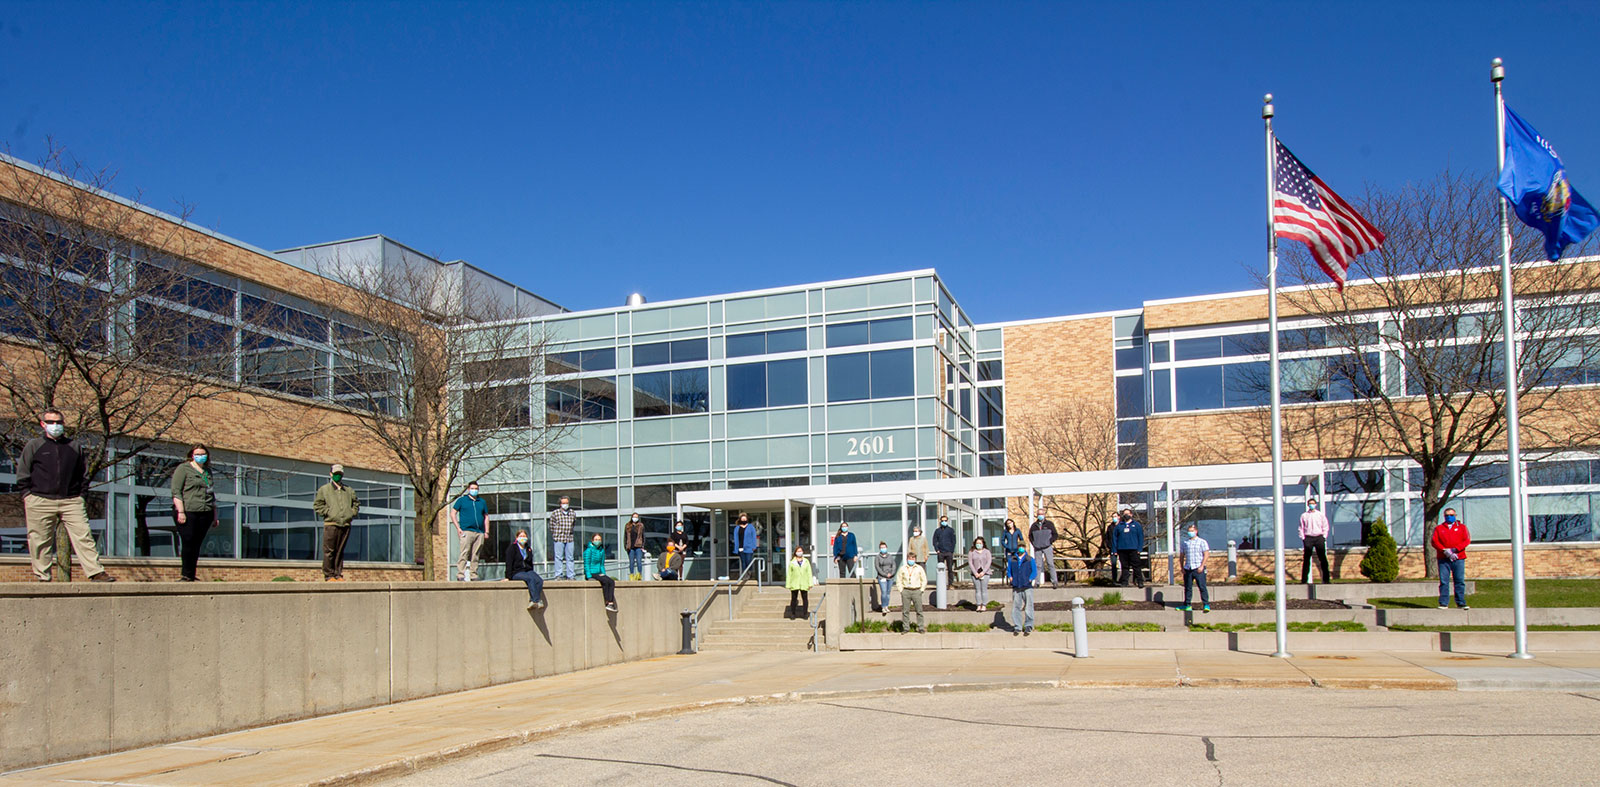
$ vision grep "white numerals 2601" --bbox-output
[845,435,896,456]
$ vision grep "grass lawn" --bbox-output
[1189,620,1368,633]
[843,620,1164,633]
[1382,627,1600,633]
[1369,579,1600,609]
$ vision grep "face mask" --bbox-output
[1308,503,1317,510]
[675,526,684,532]
[516,537,528,547]
[43,423,64,438]
[840,527,848,533]
[631,516,639,522]
[1444,515,1456,524]
[560,503,569,510]
[1120,515,1131,522]
[194,454,208,465]
[468,489,479,498]
[1187,531,1198,539]
[913,530,921,537]
[939,520,947,526]
[879,547,888,554]
[592,540,602,547]
[332,473,343,483]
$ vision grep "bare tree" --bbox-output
[1237,169,1600,575]
[0,145,243,578]
[309,256,568,580]
[1005,400,1134,561]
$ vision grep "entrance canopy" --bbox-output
[676,460,1327,512]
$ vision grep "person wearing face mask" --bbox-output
[832,523,859,578]
[968,537,993,608]
[669,520,688,550]
[1028,512,1060,588]
[169,445,216,582]
[313,463,360,581]
[786,546,815,619]
[906,525,928,566]
[450,481,489,581]
[584,534,618,611]
[1178,525,1211,613]
[874,542,897,613]
[19,409,113,582]
[624,513,647,580]
[1007,545,1037,635]
[932,516,957,579]
[1432,508,1471,610]
[999,520,1020,580]
[895,554,928,633]
[733,513,758,575]
[549,496,577,580]
[1298,497,1332,584]
[1111,508,1145,588]
[504,529,545,610]
[658,540,684,580]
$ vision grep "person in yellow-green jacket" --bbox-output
[785,546,815,619]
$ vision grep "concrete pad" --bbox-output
[1175,650,1312,687]
[1433,666,1600,691]
[12,745,252,782]
[1286,652,1454,690]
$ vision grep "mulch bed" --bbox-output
[889,598,1347,612]
[1193,599,1349,610]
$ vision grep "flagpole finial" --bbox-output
[1262,93,1274,119]
[1491,58,1505,83]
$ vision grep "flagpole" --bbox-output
[1264,93,1290,659]
[1491,57,1532,660]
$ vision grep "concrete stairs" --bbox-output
[699,587,819,652]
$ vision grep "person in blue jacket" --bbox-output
[1111,508,1146,588]
[832,523,859,578]
[999,519,1021,579]
[1008,546,1037,636]
[584,533,618,612]
[733,513,758,575]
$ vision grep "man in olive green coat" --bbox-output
[313,463,360,581]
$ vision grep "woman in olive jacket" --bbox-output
[169,445,216,582]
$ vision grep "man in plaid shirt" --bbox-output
[549,495,578,580]
[1179,524,1211,613]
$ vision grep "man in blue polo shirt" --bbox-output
[451,481,489,581]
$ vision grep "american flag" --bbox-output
[1273,139,1384,289]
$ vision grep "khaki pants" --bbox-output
[457,530,485,579]
[322,522,352,578]
[25,494,104,580]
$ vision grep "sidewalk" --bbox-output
[6,648,1599,786]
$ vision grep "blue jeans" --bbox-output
[554,541,576,580]
[628,548,645,576]
[1011,587,1035,630]
[510,569,544,603]
[877,577,893,610]
[737,551,754,574]
[1183,567,1210,607]
[1438,557,1468,607]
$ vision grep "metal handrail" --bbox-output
[809,587,826,652]
[689,556,765,651]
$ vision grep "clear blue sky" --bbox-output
[3,1,1597,322]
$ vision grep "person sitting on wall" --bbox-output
[658,540,683,581]
[584,533,618,612]
[504,529,545,611]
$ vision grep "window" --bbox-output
[465,385,531,429]
[545,487,618,510]
[1151,369,1172,412]
[633,368,709,417]
[633,338,708,367]
[826,317,913,348]
[1115,345,1144,370]
[1115,375,1145,417]
[1149,341,1170,363]
[1174,336,1221,361]
[242,331,327,398]
[634,482,710,508]
[545,376,617,423]
[726,328,805,357]
[826,349,914,402]
[545,348,616,375]
[977,359,1003,381]
[727,359,808,410]
[1175,365,1223,410]
[978,388,1003,428]
[242,295,327,343]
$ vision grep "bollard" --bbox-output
[1227,540,1238,581]
[679,609,696,655]
[1071,597,1089,658]
[936,563,948,609]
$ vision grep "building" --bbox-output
[5,150,1597,583]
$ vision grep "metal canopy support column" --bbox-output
[783,497,793,574]
[1165,482,1177,585]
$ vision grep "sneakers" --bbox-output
[1461,605,1471,610]
[1178,605,1192,612]
[1438,604,1448,610]
[1202,604,1211,613]
[605,602,618,612]
[1023,627,1033,636]
[537,598,547,610]
[88,572,117,583]
[527,600,538,611]
[1012,629,1020,637]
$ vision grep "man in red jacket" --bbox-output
[1431,508,1471,610]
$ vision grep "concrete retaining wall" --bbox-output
[0,579,747,772]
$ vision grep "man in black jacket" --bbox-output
[932,516,957,580]
[504,530,545,610]
[20,410,114,582]
[1028,514,1059,588]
